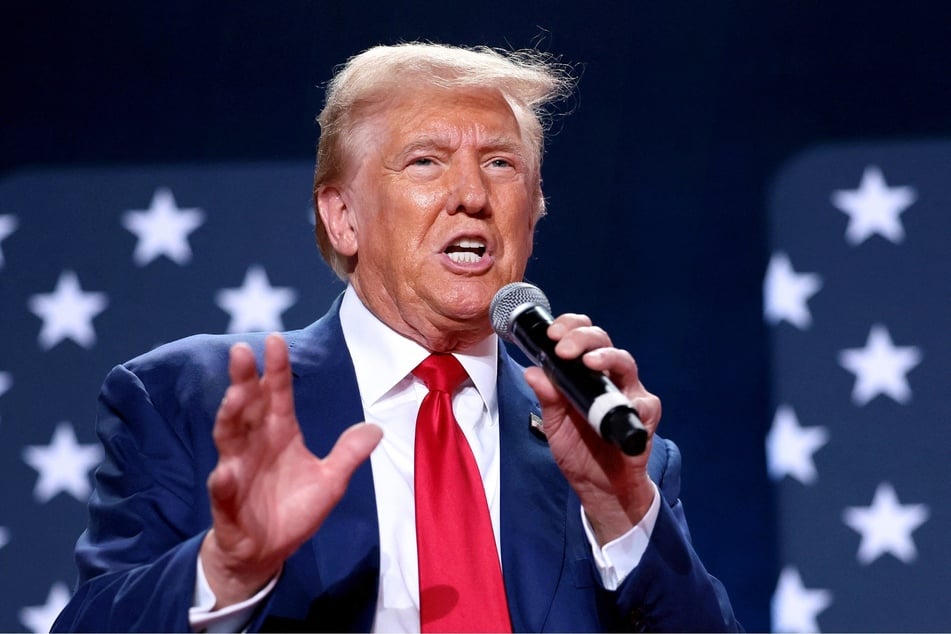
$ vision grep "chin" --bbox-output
[438,288,493,321]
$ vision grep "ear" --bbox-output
[316,185,358,257]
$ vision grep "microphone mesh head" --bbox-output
[490,282,550,341]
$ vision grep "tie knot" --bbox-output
[413,354,468,394]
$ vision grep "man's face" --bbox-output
[327,86,539,349]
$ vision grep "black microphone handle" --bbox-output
[510,305,648,456]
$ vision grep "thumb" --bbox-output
[321,422,383,489]
[523,366,562,407]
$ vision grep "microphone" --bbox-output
[490,282,649,456]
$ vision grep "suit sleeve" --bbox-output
[607,438,742,632]
[52,362,215,632]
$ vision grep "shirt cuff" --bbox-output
[581,480,661,591]
[189,554,279,633]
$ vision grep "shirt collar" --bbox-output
[339,285,499,416]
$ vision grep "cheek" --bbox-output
[359,191,432,261]
[503,195,537,242]
[405,187,445,214]
[379,187,444,243]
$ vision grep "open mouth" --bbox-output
[444,238,487,264]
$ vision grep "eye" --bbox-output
[488,158,513,169]
[403,155,442,179]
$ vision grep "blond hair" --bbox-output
[312,42,575,278]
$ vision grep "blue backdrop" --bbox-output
[2,2,950,631]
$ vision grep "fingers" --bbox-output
[215,334,296,447]
[631,393,662,430]
[214,343,265,447]
[546,313,597,359]
[228,341,259,384]
[262,333,294,418]
[541,313,660,423]
[546,313,639,384]
[582,347,640,392]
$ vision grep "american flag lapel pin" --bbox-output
[529,412,546,440]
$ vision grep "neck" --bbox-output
[349,282,492,353]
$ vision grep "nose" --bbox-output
[446,156,488,216]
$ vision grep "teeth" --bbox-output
[445,238,486,264]
[448,251,481,264]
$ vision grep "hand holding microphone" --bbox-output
[490,282,649,456]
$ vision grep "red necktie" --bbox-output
[413,354,512,633]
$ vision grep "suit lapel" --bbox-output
[497,346,569,633]
[270,307,586,630]
[270,300,381,630]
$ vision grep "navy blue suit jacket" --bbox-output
[53,299,738,632]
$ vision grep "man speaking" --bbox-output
[53,42,739,632]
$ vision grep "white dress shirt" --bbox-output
[190,286,659,632]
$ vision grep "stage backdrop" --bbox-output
[3,2,951,632]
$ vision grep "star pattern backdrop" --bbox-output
[5,4,951,631]
[0,162,345,632]
[2,151,950,632]
[764,141,951,631]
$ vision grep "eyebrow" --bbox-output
[482,136,528,158]
[397,135,527,159]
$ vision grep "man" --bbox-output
[53,42,739,632]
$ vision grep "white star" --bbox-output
[22,421,103,503]
[843,482,929,564]
[831,165,916,245]
[765,405,829,485]
[0,526,9,550]
[215,265,298,333]
[763,252,823,329]
[121,187,205,266]
[771,566,832,633]
[0,371,10,427]
[28,270,109,350]
[0,371,10,398]
[0,371,8,428]
[0,214,18,269]
[838,324,922,406]
[19,582,71,633]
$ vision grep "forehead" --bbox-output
[360,86,529,153]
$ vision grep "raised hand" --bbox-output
[200,333,382,607]
[522,314,661,546]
